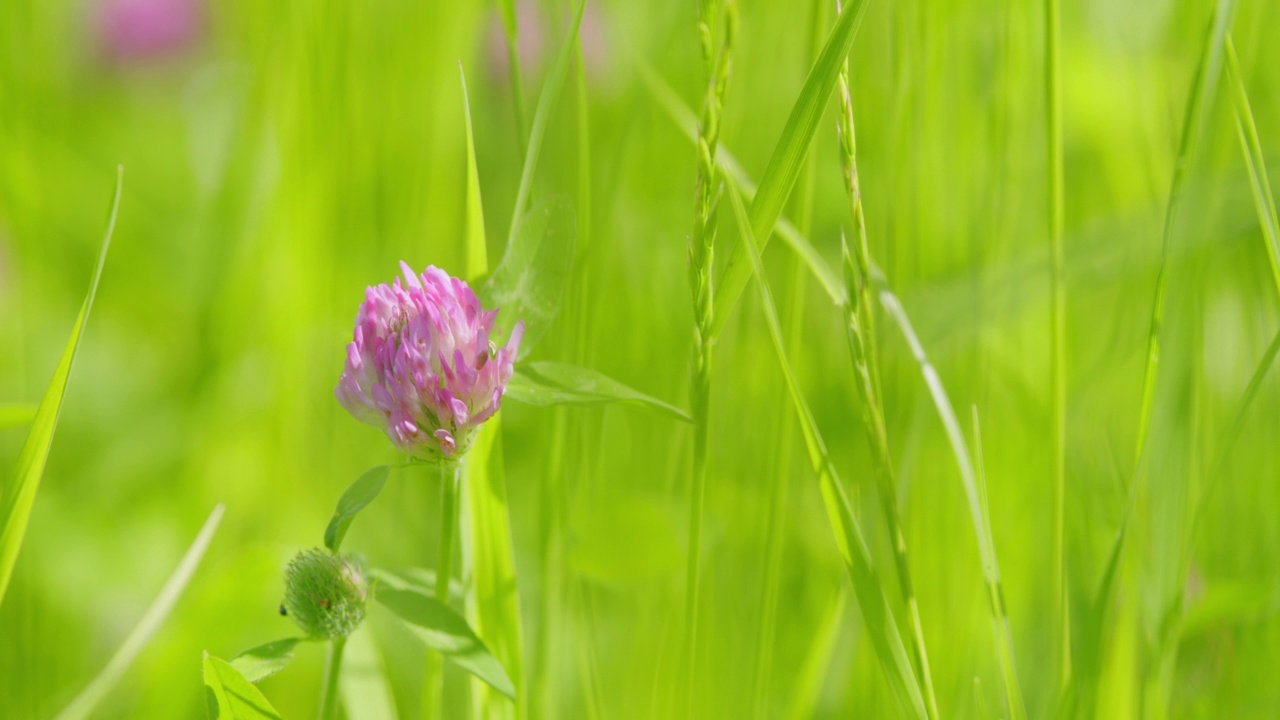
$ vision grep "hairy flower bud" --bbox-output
[336,262,523,459]
[281,549,369,640]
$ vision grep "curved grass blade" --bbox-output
[57,504,225,720]
[727,182,926,719]
[0,166,122,608]
[876,286,1026,720]
[505,361,691,422]
[324,466,391,552]
[341,627,399,720]
[783,589,846,720]
[460,417,525,716]
[0,404,37,431]
[203,652,283,720]
[482,198,577,359]
[230,638,303,684]
[710,0,869,337]
[460,62,489,281]
[507,0,586,242]
[1225,35,1280,297]
[376,587,516,699]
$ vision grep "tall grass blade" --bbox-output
[0,166,122,608]
[783,589,846,720]
[494,0,528,148]
[710,0,868,337]
[727,182,926,719]
[461,418,525,717]
[1225,35,1280,297]
[57,504,225,720]
[461,62,489,280]
[1131,0,1236,472]
[877,289,1025,720]
[340,627,400,720]
[507,0,586,242]
[1044,0,1070,693]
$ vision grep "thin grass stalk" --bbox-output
[1045,0,1070,694]
[497,0,529,150]
[682,0,737,705]
[1225,35,1280,297]
[423,461,461,716]
[750,3,827,716]
[833,26,939,717]
[318,637,347,720]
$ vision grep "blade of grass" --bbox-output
[968,409,1027,720]
[1045,0,1070,694]
[727,182,926,719]
[461,418,525,718]
[710,0,869,338]
[340,627,400,720]
[507,0,586,244]
[494,0,528,150]
[876,287,1025,720]
[1225,35,1280,297]
[783,589,847,720]
[461,62,488,280]
[56,504,225,720]
[0,404,37,431]
[0,166,122,608]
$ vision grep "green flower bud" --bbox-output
[281,549,369,640]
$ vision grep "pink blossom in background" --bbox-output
[95,0,203,63]
[336,262,523,459]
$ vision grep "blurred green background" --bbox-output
[3,0,1280,717]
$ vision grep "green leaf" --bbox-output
[0,404,37,431]
[340,627,399,720]
[460,62,489,281]
[375,587,516,699]
[0,167,122,607]
[506,361,691,422]
[56,504,224,720]
[203,652,283,720]
[460,417,525,713]
[230,638,302,684]
[324,466,391,552]
[482,198,577,358]
[711,0,869,337]
[1226,34,1280,298]
[507,0,586,241]
[726,181,926,719]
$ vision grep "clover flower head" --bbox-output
[336,262,523,459]
[281,549,369,640]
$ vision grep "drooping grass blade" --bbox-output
[0,166,122,608]
[726,182,926,719]
[57,504,225,720]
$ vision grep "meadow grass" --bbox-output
[3,0,1280,717]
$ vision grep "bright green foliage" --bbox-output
[230,639,302,684]
[203,653,283,720]
[324,466,391,552]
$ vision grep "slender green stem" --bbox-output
[1045,0,1070,694]
[682,0,736,710]
[318,637,347,720]
[504,26,528,150]
[423,461,460,717]
[833,16,938,715]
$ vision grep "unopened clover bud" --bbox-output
[281,549,369,640]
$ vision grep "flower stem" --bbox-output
[318,636,347,720]
[422,461,461,717]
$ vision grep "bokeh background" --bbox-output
[3,0,1280,717]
